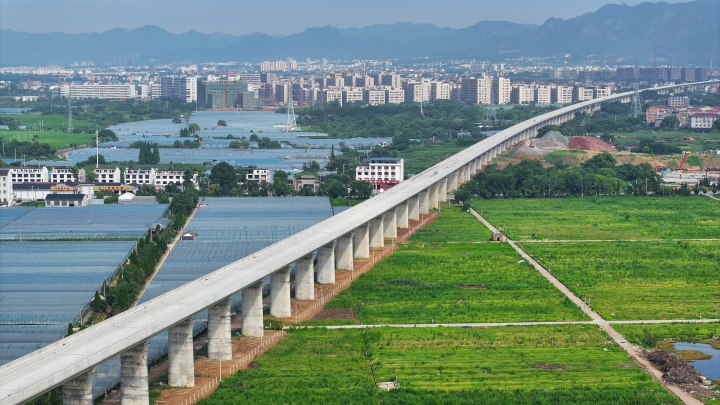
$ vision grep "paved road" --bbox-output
[470,208,703,405]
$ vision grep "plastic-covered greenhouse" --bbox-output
[91,197,333,397]
[0,205,168,240]
[0,241,136,365]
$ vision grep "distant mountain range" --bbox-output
[0,0,717,67]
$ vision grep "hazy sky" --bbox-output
[1,0,693,35]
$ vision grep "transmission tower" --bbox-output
[285,92,297,132]
[67,96,73,134]
[630,81,642,118]
[483,107,497,122]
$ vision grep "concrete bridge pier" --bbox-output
[241,281,264,336]
[369,215,384,248]
[384,208,397,238]
[270,267,291,317]
[438,179,447,203]
[317,242,336,284]
[396,203,409,228]
[336,232,354,269]
[418,190,429,215]
[120,342,150,405]
[295,255,314,300]
[429,184,438,210]
[449,171,458,192]
[408,196,420,221]
[62,370,94,405]
[168,319,195,387]
[353,224,370,259]
[208,298,233,360]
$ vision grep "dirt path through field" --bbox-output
[470,208,702,405]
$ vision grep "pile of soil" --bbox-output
[535,131,569,150]
[568,136,615,151]
[645,350,702,385]
[311,308,359,321]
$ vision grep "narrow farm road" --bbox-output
[519,238,720,243]
[469,208,703,405]
[298,318,719,329]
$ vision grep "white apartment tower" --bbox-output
[461,77,493,105]
[160,76,198,103]
[492,77,511,104]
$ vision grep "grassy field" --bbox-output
[411,205,493,243]
[473,196,720,240]
[0,129,95,150]
[615,323,720,349]
[402,143,464,175]
[613,131,720,153]
[306,242,586,326]
[199,326,680,405]
[523,241,720,320]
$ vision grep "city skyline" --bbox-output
[0,0,692,36]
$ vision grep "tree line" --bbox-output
[453,152,675,206]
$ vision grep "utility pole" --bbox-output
[67,96,73,134]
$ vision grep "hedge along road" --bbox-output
[470,208,702,405]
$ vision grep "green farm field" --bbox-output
[306,242,586,326]
[524,241,720,320]
[199,326,680,405]
[615,323,720,350]
[0,129,95,150]
[410,205,493,243]
[473,196,720,240]
[402,143,464,175]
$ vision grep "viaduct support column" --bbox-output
[241,281,264,337]
[438,179,448,203]
[418,190,429,215]
[120,342,150,405]
[336,232,354,270]
[429,184,439,210]
[317,242,336,284]
[168,319,195,388]
[369,215,384,248]
[270,268,291,317]
[384,208,397,239]
[63,371,95,405]
[353,224,370,259]
[449,171,458,192]
[295,255,314,300]
[397,202,409,228]
[208,298,233,360]
[408,196,420,221]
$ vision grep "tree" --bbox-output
[92,291,104,312]
[271,170,294,196]
[350,180,373,199]
[209,162,239,195]
[660,115,680,131]
[98,129,117,141]
[582,152,616,171]
[188,123,200,134]
[151,144,160,164]
[217,119,227,127]
[172,115,182,124]
[713,118,720,131]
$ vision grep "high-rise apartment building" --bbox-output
[492,77,511,104]
[551,86,573,104]
[534,86,552,104]
[430,82,451,100]
[160,76,197,103]
[460,77,492,104]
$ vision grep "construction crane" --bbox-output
[678,151,690,170]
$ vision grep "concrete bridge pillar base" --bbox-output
[369,215,384,248]
[168,319,195,388]
[208,298,233,360]
[63,370,94,405]
[317,242,336,284]
[353,224,370,259]
[295,255,314,300]
[336,232,354,269]
[429,184,438,210]
[409,196,420,220]
[438,179,447,203]
[241,281,264,337]
[120,342,150,405]
[396,203,409,228]
[383,208,397,238]
[419,190,429,215]
[270,267,291,317]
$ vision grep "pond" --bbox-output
[673,341,720,380]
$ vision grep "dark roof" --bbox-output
[45,193,85,200]
[14,182,57,190]
[0,169,11,176]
